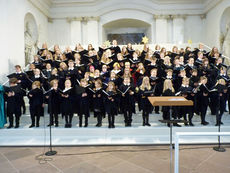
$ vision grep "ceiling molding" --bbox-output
[28,0,51,17]
[203,0,223,13]
[28,0,223,19]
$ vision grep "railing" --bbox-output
[174,132,230,173]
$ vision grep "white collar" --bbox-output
[182,84,189,87]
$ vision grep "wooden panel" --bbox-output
[148,96,193,106]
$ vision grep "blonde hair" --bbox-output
[182,77,189,83]
[80,78,88,87]
[137,63,145,73]
[32,81,41,89]
[140,76,151,91]
[106,81,116,93]
[163,79,175,92]
[164,56,172,66]
[113,62,120,69]
[218,78,226,85]
[50,79,58,87]
[101,52,112,64]
[59,62,68,71]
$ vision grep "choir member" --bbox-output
[46,79,61,127]
[197,76,210,125]
[139,76,154,126]
[215,79,228,126]
[42,63,52,80]
[149,68,162,114]
[5,78,24,128]
[60,79,74,128]
[162,79,180,127]
[76,79,90,127]
[111,40,121,55]
[7,65,28,114]
[91,79,104,127]
[119,77,135,127]
[27,81,43,128]
[65,60,79,86]
[104,82,118,128]
[177,77,194,126]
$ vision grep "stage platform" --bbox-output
[0,108,230,146]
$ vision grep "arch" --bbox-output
[103,19,151,44]
[24,12,38,65]
[99,9,154,44]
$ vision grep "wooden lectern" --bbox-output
[148,96,193,173]
[148,96,193,106]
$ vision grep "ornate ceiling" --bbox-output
[29,0,222,18]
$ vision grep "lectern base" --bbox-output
[45,150,57,156]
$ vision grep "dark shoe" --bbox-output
[29,124,35,128]
[173,123,181,127]
[95,123,99,127]
[15,125,19,128]
[167,123,170,127]
[155,111,160,114]
[201,121,209,125]
[7,125,13,129]
[215,123,219,126]
[145,123,151,126]
[65,124,68,128]
[47,124,53,127]
[84,124,88,127]
[184,123,189,126]
[111,125,115,128]
[108,125,112,128]
[55,124,59,127]
[189,122,194,126]
[69,124,72,128]
[36,124,39,127]
[220,122,223,125]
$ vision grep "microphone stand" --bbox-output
[44,88,57,156]
[45,115,57,156]
[213,122,226,152]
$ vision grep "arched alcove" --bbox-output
[103,19,151,45]
[24,12,38,65]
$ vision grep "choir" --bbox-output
[1,41,229,128]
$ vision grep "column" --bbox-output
[69,17,82,45]
[154,15,169,43]
[167,15,173,43]
[86,16,100,47]
[172,15,186,44]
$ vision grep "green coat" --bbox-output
[0,85,6,128]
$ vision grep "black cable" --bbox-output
[54,145,219,157]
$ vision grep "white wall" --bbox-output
[204,0,230,50]
[184,16,204,44]
[0,0,48,83]
[48,19,70,47]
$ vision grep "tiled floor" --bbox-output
[0,145,229,173]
